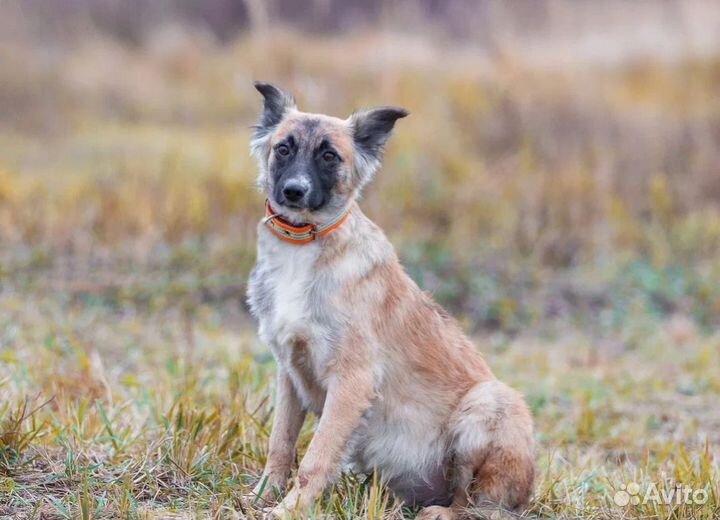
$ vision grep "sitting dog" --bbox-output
[246,82,534,519]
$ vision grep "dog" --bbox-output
[246,82,534,519]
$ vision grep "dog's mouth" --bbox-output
[274,193,327,213]
[268,197,312,225]
[279,200,305,210]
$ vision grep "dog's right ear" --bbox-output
[254,82,296,129]
[251,82,296,160]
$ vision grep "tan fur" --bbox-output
[247,104,535,519]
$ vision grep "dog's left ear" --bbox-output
[351,107,408,157]
[350,107,408,183]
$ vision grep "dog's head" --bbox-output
[250,82,407,223]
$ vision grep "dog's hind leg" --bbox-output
[416,380,533,520]
[441,380,534,519]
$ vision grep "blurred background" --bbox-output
[1,0,719,334]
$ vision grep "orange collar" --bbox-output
[262,199,351,244]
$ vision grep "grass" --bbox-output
[1,287,719,519]
[0,22,719,520]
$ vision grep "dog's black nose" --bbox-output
[282,181,308,203]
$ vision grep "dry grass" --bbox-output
[0,22,719,520]
[1,31,720,265]
[1,289,718,519]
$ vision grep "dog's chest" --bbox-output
[247,230,335,409]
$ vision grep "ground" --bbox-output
[1,278,718,519]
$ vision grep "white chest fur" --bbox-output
[271,244,318,344]
[255,229,320,347]
[247,227,335,411]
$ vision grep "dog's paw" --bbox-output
[266,501,301,520]
[416,505,456,520]
[265,505,291,520]
[265,488,305,519]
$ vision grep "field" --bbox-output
[1,9,720,520]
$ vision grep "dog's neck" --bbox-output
[262,199,352,245]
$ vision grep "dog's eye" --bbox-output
[276,145,290,157]
[322,151,338,162]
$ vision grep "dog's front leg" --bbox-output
[251,369,306,505]
[271,368,373,518]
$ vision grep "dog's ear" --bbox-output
[251,82,296,160]
[254,81,296,129]
[351,107,408,158]
[350,107,408,183]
